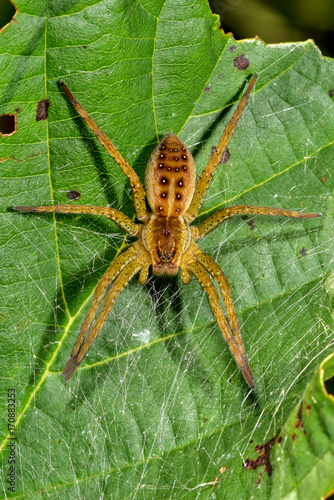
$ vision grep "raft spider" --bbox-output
[13,74,321,386]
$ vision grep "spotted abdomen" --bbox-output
[145,134,196,217]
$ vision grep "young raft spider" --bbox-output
[13,74,321,386]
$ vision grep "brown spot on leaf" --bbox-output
[229,45,236,52]
[212,466,228,490]
[328,89,334,99]
[294,402,305,434]
[36,100,50,121]
[291,433,297,441]
[306,404,311,415]
[299,247,307,256]
[213,476,219,490]
[277,436,282,444]
[67,190,81,201]
[0,114,17,137]
[247,219,255,230]
[234,54,250,71]
[243,437,275,481]
[82,45,87,49]
[256,472,263,485]
[211,146,230,164]
[221,147,230,164]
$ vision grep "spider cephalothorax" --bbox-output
[13,75,321,386]
[142,213,190,275]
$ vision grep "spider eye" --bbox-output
[170,252,175,258]
[157,251,162,257]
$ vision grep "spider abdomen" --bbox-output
[145,134,196,217]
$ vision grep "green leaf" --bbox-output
[1,0,334,498]
[271,353,334,499]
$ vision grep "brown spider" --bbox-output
[13,74,321,386]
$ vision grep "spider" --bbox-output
[13,74,321,386]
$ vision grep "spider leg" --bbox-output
[191,242,248,361]
[192,205,322,239]
[64,245,138,377]
[12,204,140,236]
[62,246,138,380]
[62,248,147,381]
[183,257,254,388]
[60,82,149,221]
[185,73,258,221]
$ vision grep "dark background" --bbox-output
[208,0,334,57]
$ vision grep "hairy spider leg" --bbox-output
[12,204,141,236]
[186,259,254,388]
[13,204,151,381]
[186,73,258,221]
[63,254,146,381]
[62,246,138,380]
[192,205,322,239]
[191,244,248,361]
[60,81,149,221]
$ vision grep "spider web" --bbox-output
[1,0,334,498]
